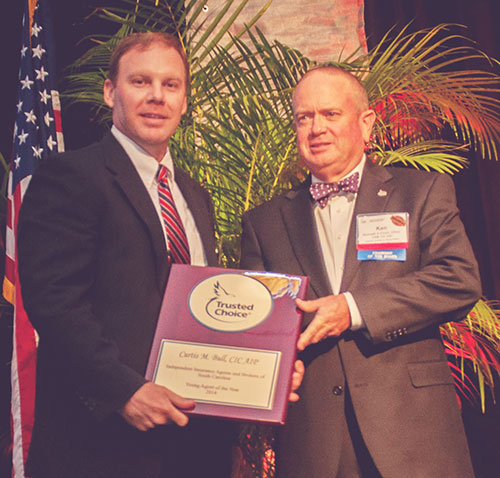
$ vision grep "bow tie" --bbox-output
[309,172,359,208]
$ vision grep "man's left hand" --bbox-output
[296,294,351,350]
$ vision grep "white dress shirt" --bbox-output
[111,126,207,266]
[312,156,365,330]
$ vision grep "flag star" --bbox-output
[32,44,46,59]
[32,23,43,37]
[39,90,51,104]
[17,100,23,112]
[35,66,49,81]
[14,156,21,168]
[47,135,57,151]
[20,75,34,90]
[44,112,54,127]
[32,145,44,159]
[20,45,28,57]
[18,130,29,145]
[25,110,37,124]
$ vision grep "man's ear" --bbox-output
[360,109,376,142]
[103,79,115,109]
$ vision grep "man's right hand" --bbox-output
[119,382,195,431]
[296,294,351,350]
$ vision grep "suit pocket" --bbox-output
[407,360,454,388]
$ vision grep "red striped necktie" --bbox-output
[157,165,191,264]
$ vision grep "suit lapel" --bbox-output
[175,168,217,266]
[100,133,170,289]
[281,181,332,299]
[340,160,394,292]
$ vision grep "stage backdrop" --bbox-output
[193,0,366,62]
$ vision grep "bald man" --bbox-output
[240,66,480,478]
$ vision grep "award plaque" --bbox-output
[145,264,308,425]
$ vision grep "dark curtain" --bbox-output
[365,2,500,477]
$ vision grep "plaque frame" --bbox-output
[145,264,308,425]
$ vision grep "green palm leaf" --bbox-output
[372,140,470,173]
[359,24,500,161]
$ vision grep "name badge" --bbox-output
[356,213,409,261]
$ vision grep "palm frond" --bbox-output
[442,299,500,412]
[372,140,470,173]
[169,31,311,265]
[359,24,500,161]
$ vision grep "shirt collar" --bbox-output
[111,125,175,188]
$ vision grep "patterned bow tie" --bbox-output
[309,172,359,208]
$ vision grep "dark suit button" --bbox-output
[385,332,393,341]
[332,385,343,396]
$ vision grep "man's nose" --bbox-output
[311,114,326,135]
[147,82,165,103]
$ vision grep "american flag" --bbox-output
[3,0,64,476]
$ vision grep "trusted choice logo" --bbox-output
[188,273,273,332]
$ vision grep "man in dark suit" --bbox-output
[17,32,233,478]
[240,66,481,477]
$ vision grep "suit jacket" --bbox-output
[240,159,481,478]
[18,133,233,478]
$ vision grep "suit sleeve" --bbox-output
[240,214,267,271]
[350,172,482,345]
[17,157,146,420]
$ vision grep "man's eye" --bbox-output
[132,78,145,85]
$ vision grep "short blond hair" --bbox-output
[108,32,189,88]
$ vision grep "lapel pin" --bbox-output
[377,189,387,197]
